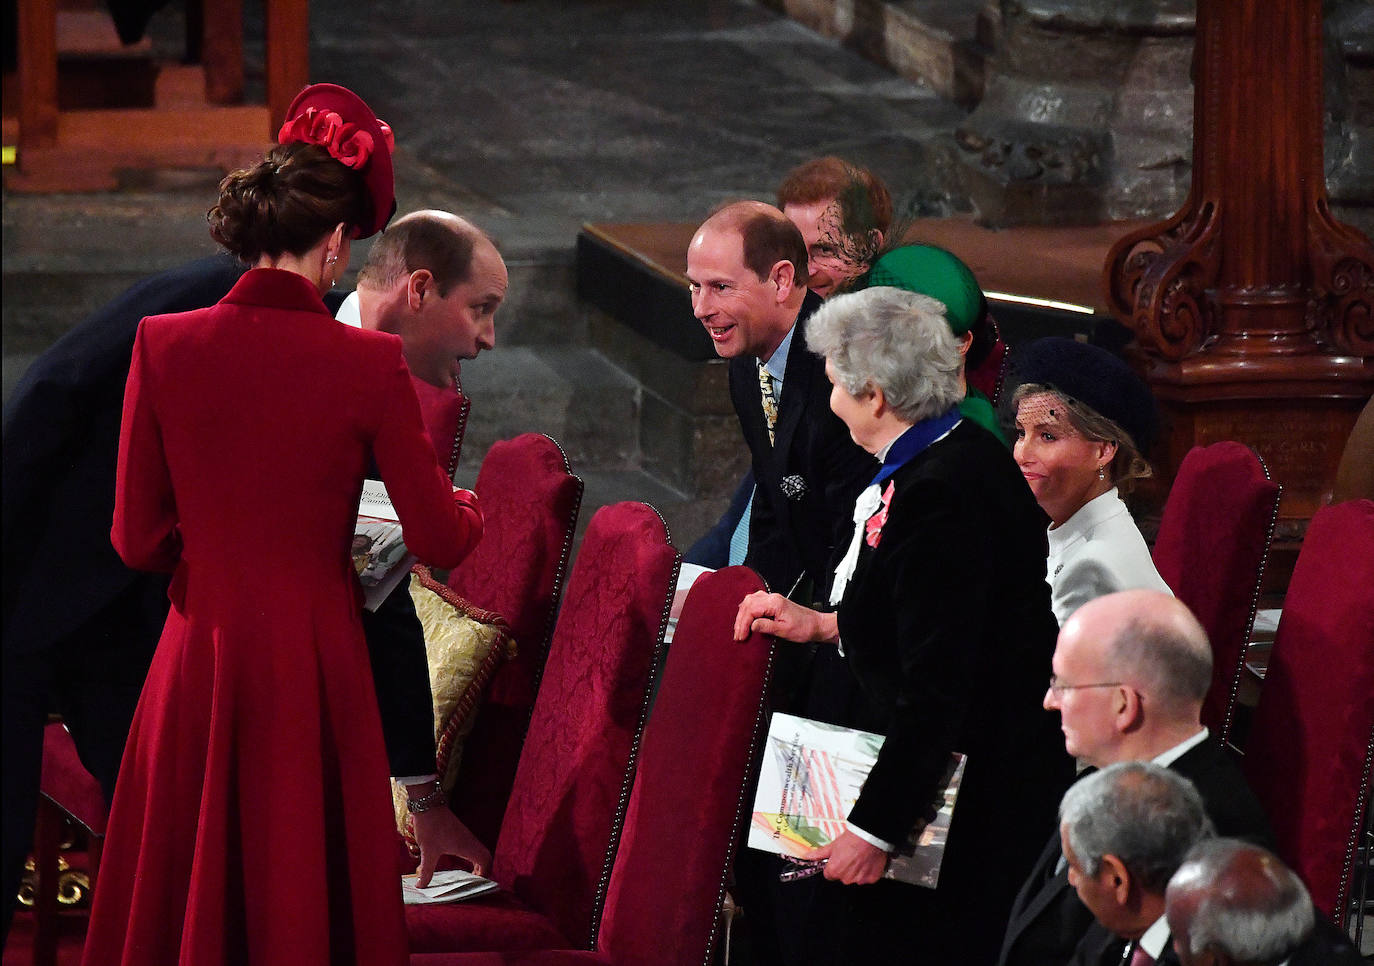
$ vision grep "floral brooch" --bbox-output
[864,480,895,548]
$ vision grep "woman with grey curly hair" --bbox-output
[734,286,1071,965]
[806,289,964,430]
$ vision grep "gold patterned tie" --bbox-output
[758,363,779,445]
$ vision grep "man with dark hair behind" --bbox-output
[1165,840,1363,966]
[2,208,503,939]
[776,156,892,301]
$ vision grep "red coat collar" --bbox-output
[221,268,332,316]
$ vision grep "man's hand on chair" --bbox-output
[411,804,492,885]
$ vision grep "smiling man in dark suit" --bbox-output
[685,202,875,966]
[686,200,873,606]
[999,590,1274,966]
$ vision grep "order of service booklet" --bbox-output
[401,869,499,905]
[354,480,416,612]
[748,712,966,888]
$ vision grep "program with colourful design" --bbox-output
[354,479,416,612]
[748,712,966,888]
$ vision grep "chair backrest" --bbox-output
[1152,441,1280,747]
[40,722,107,836]
[1242,499,1374,922]
[594,566,773,965]
[490,501,679,947]
[411,376,470,479]
[446,433,584,845]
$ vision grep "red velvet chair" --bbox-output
[1151,441,1281,748]
[408,565,775,966]
[411,377,471,479]
[444,433,584,847]
[31,722,108,966]
[1241,499,1374,924]
[408,502,679,955]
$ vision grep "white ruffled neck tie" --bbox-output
[830,483,882,608]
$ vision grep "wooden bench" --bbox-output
[7,0,308,191]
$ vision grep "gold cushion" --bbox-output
[391,565,515,846]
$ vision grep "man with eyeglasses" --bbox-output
[997,589,1273,966]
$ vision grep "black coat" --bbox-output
[1000,738,1277,966]
[4,255,246,655]
[805,419,1074,965]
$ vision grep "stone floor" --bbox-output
[3,0,979,548]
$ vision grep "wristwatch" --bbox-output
[405,779,446,814]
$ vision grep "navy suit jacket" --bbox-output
[727,305,873,601]
[4,255,246,655]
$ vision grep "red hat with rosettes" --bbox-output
[277,83,396,238]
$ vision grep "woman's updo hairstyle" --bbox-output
[207,141,367,264]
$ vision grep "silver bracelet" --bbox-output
[405,779,446,814]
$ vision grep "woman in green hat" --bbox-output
[854,244,1007,444]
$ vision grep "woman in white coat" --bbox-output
[1010,337,1171,625]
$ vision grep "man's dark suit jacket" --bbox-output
[1287,913,1366,965]
[727,307,873,601]
[998,738,1276,966]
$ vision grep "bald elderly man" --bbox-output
[1166,840,1363,966]
[998,590,1273,966]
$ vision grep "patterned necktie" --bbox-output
[758,363,779,446]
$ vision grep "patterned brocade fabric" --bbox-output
[389,568,513,850]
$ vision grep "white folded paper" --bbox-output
[401,869,499,905]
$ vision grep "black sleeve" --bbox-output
[360,578,437,777]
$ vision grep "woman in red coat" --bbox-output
[81,85,482,966]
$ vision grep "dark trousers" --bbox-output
[2,583,164,944]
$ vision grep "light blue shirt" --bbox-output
[760,323,795,392]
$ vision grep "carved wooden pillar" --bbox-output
[1104,0,1374,552]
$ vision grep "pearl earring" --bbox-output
[1098,466,1106,481]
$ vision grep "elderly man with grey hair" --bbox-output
[1165,840,1363,966]
[735,286,1071,965]
[1059,762,1213,965]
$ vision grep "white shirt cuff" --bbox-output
[398,773,440,787]
[847,822,895,852]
